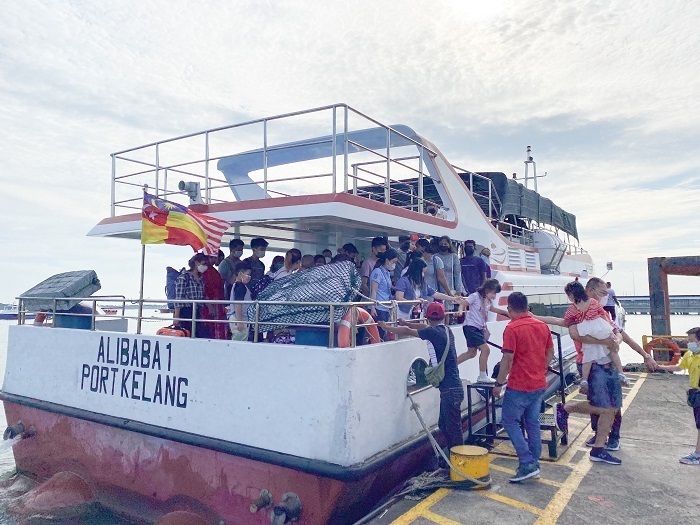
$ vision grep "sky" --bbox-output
[1,0,699,304]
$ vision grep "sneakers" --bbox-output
[605,438,620,451]
[585,436,620,450]
[590,449,622,465]
[508,462,541,483]
[554,403,569,435]
[679,453,700,465]
[476,373,495,384]
[618,373,631,386]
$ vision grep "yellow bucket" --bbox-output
[449,445,490,482]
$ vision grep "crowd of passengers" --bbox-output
[172,234,494,343]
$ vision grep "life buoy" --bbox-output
[32,313,47,326]
[644,338,681,366]
[337,307,382,348]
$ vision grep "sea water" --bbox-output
[0,314,697,522]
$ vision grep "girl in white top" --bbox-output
[460,278,509,383]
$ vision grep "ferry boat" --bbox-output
[2,104,591,524]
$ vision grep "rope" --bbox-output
[351,390,491,525]
[406,391,490,486]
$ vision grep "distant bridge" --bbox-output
[619,295,700,315]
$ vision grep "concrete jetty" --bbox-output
[366,372,699,524]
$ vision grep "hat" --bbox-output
[426,302,445,320]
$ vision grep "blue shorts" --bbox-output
[463,325,486,348]
[587,363,622,409]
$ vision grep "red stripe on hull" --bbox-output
[4,402,347,524]
[1,402,443,524]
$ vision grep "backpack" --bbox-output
[249,274,273,300]
[166,267,184,309]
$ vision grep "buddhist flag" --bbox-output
[141,192,230,255]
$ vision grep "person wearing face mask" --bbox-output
[656,327,700,465]
[425,203,447,219]
[244,237,269,295]
[369,248,398,339]
[434,236,463,319]
[322,249,333,264]
[394,257,467,321]
[228,261,253,341]
[460,240,490,296]
[219,239,245,299]
[393,235,412,282]
[173,252,209,338]
[269,255,286,274]
[361,237,388,296]
[460,278,509,383]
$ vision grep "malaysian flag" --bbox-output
[141,192,230,255]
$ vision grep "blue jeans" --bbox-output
[439,386,465,449]
[501,388,545,466]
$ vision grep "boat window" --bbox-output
[526,292,571,336]
[406,358,429,393]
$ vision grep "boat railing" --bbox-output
[109,103,447,218]
[451,166,503,220]
[15,295,448,348]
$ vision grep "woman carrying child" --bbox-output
[562,281,629,388]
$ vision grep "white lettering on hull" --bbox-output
[80,336,188,408]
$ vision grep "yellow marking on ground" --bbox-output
[489,464,562,487]
[478,491,543,515]
[422,509,464,525]
[390,488,452,525]
[534,373,647,525]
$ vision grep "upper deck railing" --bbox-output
[110,104,447,216]
[108,104,511,227]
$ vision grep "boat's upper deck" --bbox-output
[90,103,584,259]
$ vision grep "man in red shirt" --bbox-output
[493,292,553,482]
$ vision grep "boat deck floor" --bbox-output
[366,372,700,525]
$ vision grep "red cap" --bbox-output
[426,301,445,320]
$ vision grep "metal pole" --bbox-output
[385,129,391,204]
[155,143,160,197]
[263,120,268,198]
[254,302,260,342]
[328,305,335,348]
[343,106,349,192]
[488,181,492,219]
[110,154,116,217]
[205,131,210,203]
[332,107,337,194]
[190,302,196,338]
[351,307,357,347]
[137,243,146,334]
[418,146,424,213]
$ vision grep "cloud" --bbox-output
[1,0,699,302]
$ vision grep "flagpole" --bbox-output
[137,243,146,334]
[137,185,148,334]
